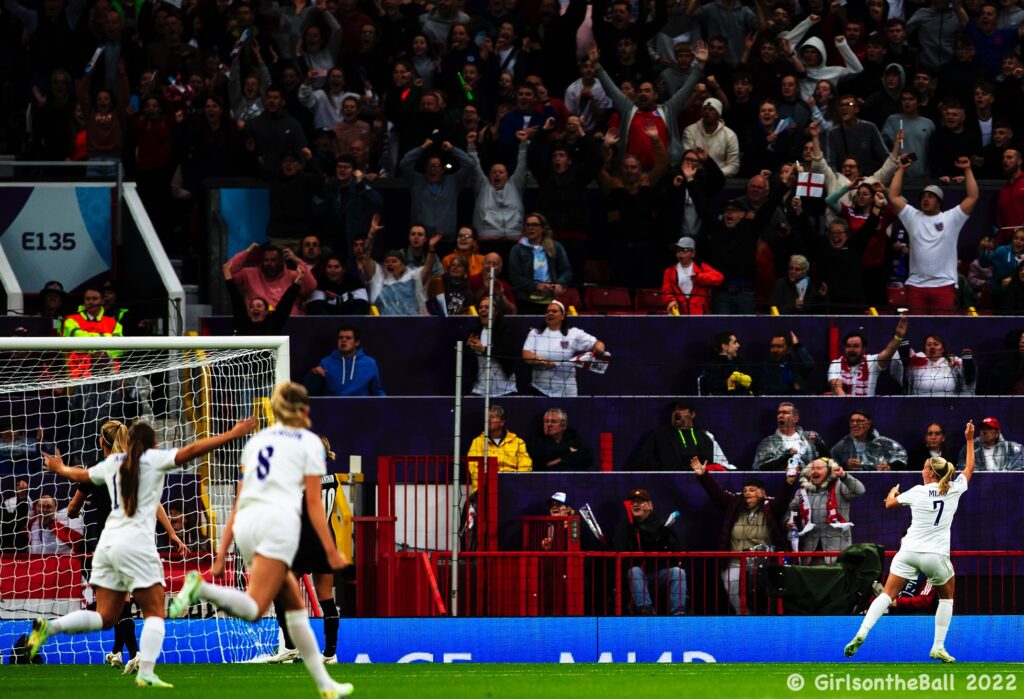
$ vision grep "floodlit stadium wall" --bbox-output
[0,617,1020,663]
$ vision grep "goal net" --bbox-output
[0,336,288,663]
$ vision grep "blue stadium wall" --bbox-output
[3,617,1022,663]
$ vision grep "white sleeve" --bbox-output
[897,205,920,236]
[948,203,970,229]
[239,440,256,477]
[895,488,916,506]
[827,358,841,383]
[368,264,384,304]
[303,434,327,476]
[153,448,182,473]
[87,458,112,485]
[571,327,599,353]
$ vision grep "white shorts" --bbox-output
[233,505,300,567]
[890,549,955,586]
[89,538,165,592]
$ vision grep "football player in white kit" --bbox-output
[169,382,353,699]
[28,417,256,687]
[845,420,976,663]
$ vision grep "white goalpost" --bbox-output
[0,335,289,663]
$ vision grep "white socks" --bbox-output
[51,610,103,635]
[284,609,333,691]
[933,598,953,650]
[858,593,892,637]
[197,582,260,622]
[138,616,165,676]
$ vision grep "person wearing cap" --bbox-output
[830,410,908,472]
[528,409,593,472]
[364,246,434,315]
[611,488,686,616]
[467,405,532,491]
[630,401,731,470]
[691,456,799,614]
[691,160,785,314]
[522,301,607,397]
[37,281,67,332]
[956,417,1023,471]
[681,97,739,177]
[659,235,723,315]
[888,153,979,314]
[539,492,577,551]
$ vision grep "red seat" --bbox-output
[634,288,671,314]
[555,287,581,311]
[584,286,633,314]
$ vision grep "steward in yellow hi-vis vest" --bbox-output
[61,287,124,378]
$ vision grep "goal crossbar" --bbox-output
[0,336,291,389]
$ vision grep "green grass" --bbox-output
[1,663,1022,698]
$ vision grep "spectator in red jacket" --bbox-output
[660,236,723,315]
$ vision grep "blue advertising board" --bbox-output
[2,616,1020,664]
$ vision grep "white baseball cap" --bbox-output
[548,492,567,504]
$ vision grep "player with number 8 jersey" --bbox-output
[844,419,977,664]
[169,382,353,699]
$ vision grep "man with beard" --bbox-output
[996,146,1024,242]
[227,243,317,317]
[592,42,705,169]
[755,333,815,395]
[827,319,905,396]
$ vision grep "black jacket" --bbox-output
[631,425,715,470]
[227,279,297,335]
[612,512,682,572]
[528,429,594,471]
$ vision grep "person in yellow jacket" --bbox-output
[467,405,532,491]
[61,286,125,465]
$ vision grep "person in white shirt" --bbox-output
[30,417,255,687]
[26,495,83,555]
[681,97,740,176]
[522,301,608,397]
[827,318,906,396]
[169,382,352,699]
[846,420,976,664]
[466,297,519,396]
[890,330,977,396]
[563,58,612,132]
[956,416,1024,471]
[888,155,979,314]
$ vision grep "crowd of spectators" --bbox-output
[8,0,1024,319]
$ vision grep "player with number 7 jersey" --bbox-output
[169,382,353,699]
[844,420,977,664]
[27,416,257,687]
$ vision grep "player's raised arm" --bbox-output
[962,420,975,483]
[42,450,91,483]
[174,417,257,465]
[884,484,901,509]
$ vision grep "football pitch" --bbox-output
[1,663,1022,698]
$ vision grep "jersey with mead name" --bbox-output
[87,448,180,540]
[896,475,968,554]
[238,425,326,517]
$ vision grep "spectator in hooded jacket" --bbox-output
[957,416,1023,471]
[305,326,385,396]
[681,97,740,177]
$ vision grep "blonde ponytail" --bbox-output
[271,381,312,428]
[100,420,128,454]
[121,421,156,517]
[929,457,955,495]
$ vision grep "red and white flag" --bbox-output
[796,172,826,198]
